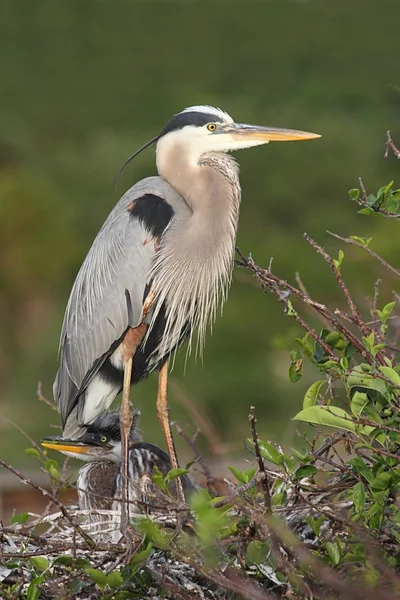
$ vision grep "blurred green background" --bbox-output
[1,0,400,467]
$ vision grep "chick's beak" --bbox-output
[41,437,93,456]
[228,123,321,142]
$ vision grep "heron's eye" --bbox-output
[207,123,217,132]
[100,436,107,443]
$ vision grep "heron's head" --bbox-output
[41,411,141,463]
[115,105,320,185]
[156,105,321,164]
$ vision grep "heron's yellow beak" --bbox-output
[41,437,92,455]
[228,123,321,142]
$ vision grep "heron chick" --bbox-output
[53,104,320,514]
[42,412,196,542]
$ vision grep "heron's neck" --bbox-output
[150,148,241,359]
[157,147,241,230]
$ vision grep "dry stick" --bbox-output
[0,458,95,548]
[384,130,400,159]
[37,381,58,411]
[237,251,338,361]
[174,423,215,489]
[304,233,372,340]
[236,248,364,364]
[248,406,271,513]
[327,231,400,279]
[237,248,400,376]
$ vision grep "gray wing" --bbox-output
[54,177,176,427]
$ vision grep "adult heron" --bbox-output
[41,412,196,542]
[54,104,320,508]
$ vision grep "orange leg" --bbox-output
[120,355,133,534]
[156,361,185,503]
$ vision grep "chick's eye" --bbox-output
[207,123,216,132]
[100,436,107,443]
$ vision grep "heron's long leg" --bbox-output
[120,355,133,534]
[156,361,185,503]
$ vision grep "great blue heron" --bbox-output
[54,104,320,512]
[41,412,196,541]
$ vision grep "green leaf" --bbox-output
[228,466,248,485]
[349,235,373,247]
[386,194,400,213]
[306,515,325,536]
[384,180,394,195]
[271,491,287,506]
[152,466,167,491]
[370,472,393,492]
[379,366,400,386]
[137,517,172,549]
[358,207,376,216]
[348,457,374,483]
[11,512,29,524]
[347,366,389,402]
[324,541,341,566]
[30,557,49,572]
[352,482,365,513]
[366,193,377,206]
[350,391,369,416]
[85,568,108,589]
[293,406,356,432]
[255,440,285,466]
[333,249,344,269]
[381,301,396,322]
[293,465,317,480]
[246,540,268,565]
[53,555,73,566]
[107,571,123,589]
[289,359,303,383]
[165,467,189,483]
[130,542,154,567]
[303,380,326,409]
[348,188,360,200]
[25,447,42,460]
[27,576,45,600]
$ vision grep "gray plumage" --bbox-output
[53,105,320,439]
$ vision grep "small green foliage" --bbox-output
[228,465,257,484]
[246,540,268,565]
[11,512,29,524]
[25,447,42,460]
[349,235,373,247]
[107,570,123,589]
[333,249,344,269]
[351,180,400,216]
[44,458,60,481]
[293,465,317,480]
[27,576,45,600]
[294,405,356,432]
[151,466,167,491]
[85,568,108,589]
[165,467,189,482]
[303,380,326,409]
[252,439,285,466]
[30,556,49,573]
[349,188,360,200]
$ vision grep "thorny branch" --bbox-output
[248,406,271,513]
[384,130,400,160]
[0,458,95,548]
